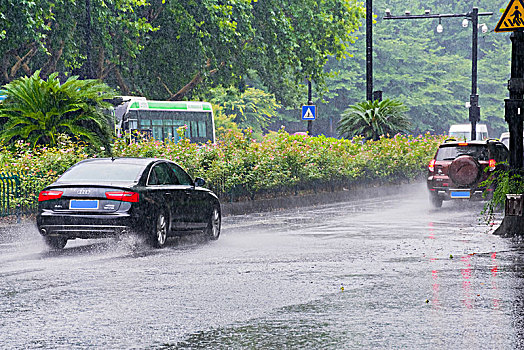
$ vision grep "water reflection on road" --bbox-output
[1,182,523,349]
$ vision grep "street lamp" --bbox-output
[437,18,443,33]
[383,8,493,140]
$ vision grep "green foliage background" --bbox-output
[319,0,511,137]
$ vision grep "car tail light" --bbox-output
[458,142,468,146]
[489,159,496,171]
[38,190,63,201]
[105,191,139,203]
[428,159,436,172]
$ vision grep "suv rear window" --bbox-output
[435,145,489,161]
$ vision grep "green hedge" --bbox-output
[0,130,445,211]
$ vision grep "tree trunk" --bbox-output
[168,61,224,101]
[9,44,38,79]
[114,67,131,95]
[41,40,65,79]
[168,71,204,101]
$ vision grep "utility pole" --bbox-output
[366,0,373,101]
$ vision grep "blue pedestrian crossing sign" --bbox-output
[302,105,316,120]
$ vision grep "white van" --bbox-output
[448,123,488,141]
[500,132,509,149]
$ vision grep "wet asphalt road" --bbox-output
[1,182,523,349]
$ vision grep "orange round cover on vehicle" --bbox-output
[448,155,481,186]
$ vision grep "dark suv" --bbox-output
[427,139,508,208]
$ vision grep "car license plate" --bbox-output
[70,199,99,210]
[450,191,470,199]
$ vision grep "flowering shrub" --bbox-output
[112,128,445,200]
[0,135,95,211]
[0,129,446,211]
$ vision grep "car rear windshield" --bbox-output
[435,145,489,161]
[57,162,144,182]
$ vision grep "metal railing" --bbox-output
[0,172,42,217]
[0,172,22,217]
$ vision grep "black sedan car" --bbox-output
[36,158,221,249]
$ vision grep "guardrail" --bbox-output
[0,172,43,218]
[0,172,22,217]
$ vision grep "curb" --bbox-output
[221,181,422,216]
[0,181,424,231]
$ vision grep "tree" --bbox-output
[0,0,154,85]
[208,86,281,132]
[0,71,115,151]
[124,0,365,104]
[337,99,410,140]
[0,1,365,109]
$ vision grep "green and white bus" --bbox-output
[114,97,216,143]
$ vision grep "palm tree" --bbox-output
[337,99,410,141]
[0,71,115,151]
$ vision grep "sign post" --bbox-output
[302,79,315,135]
[493,1,524,236]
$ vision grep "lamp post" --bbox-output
[384,8,492,140]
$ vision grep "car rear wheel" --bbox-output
[149,212,168,248]
[44,236,67,250]
[205,207,221,240]
[430,194,443,208]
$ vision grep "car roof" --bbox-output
[75,157,173,166]
[439,139,502,147]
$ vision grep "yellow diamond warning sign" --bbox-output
[495,0,524,32]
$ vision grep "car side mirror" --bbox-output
[194,177,206,187]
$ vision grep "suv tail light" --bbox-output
[105,191,139,203]
[428,159,436,172]
[38,190,63,201]
[489,159,496,171]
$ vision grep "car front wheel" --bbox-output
[44,236,67,250]
[205,207,221,240]
[150,212,168,248]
